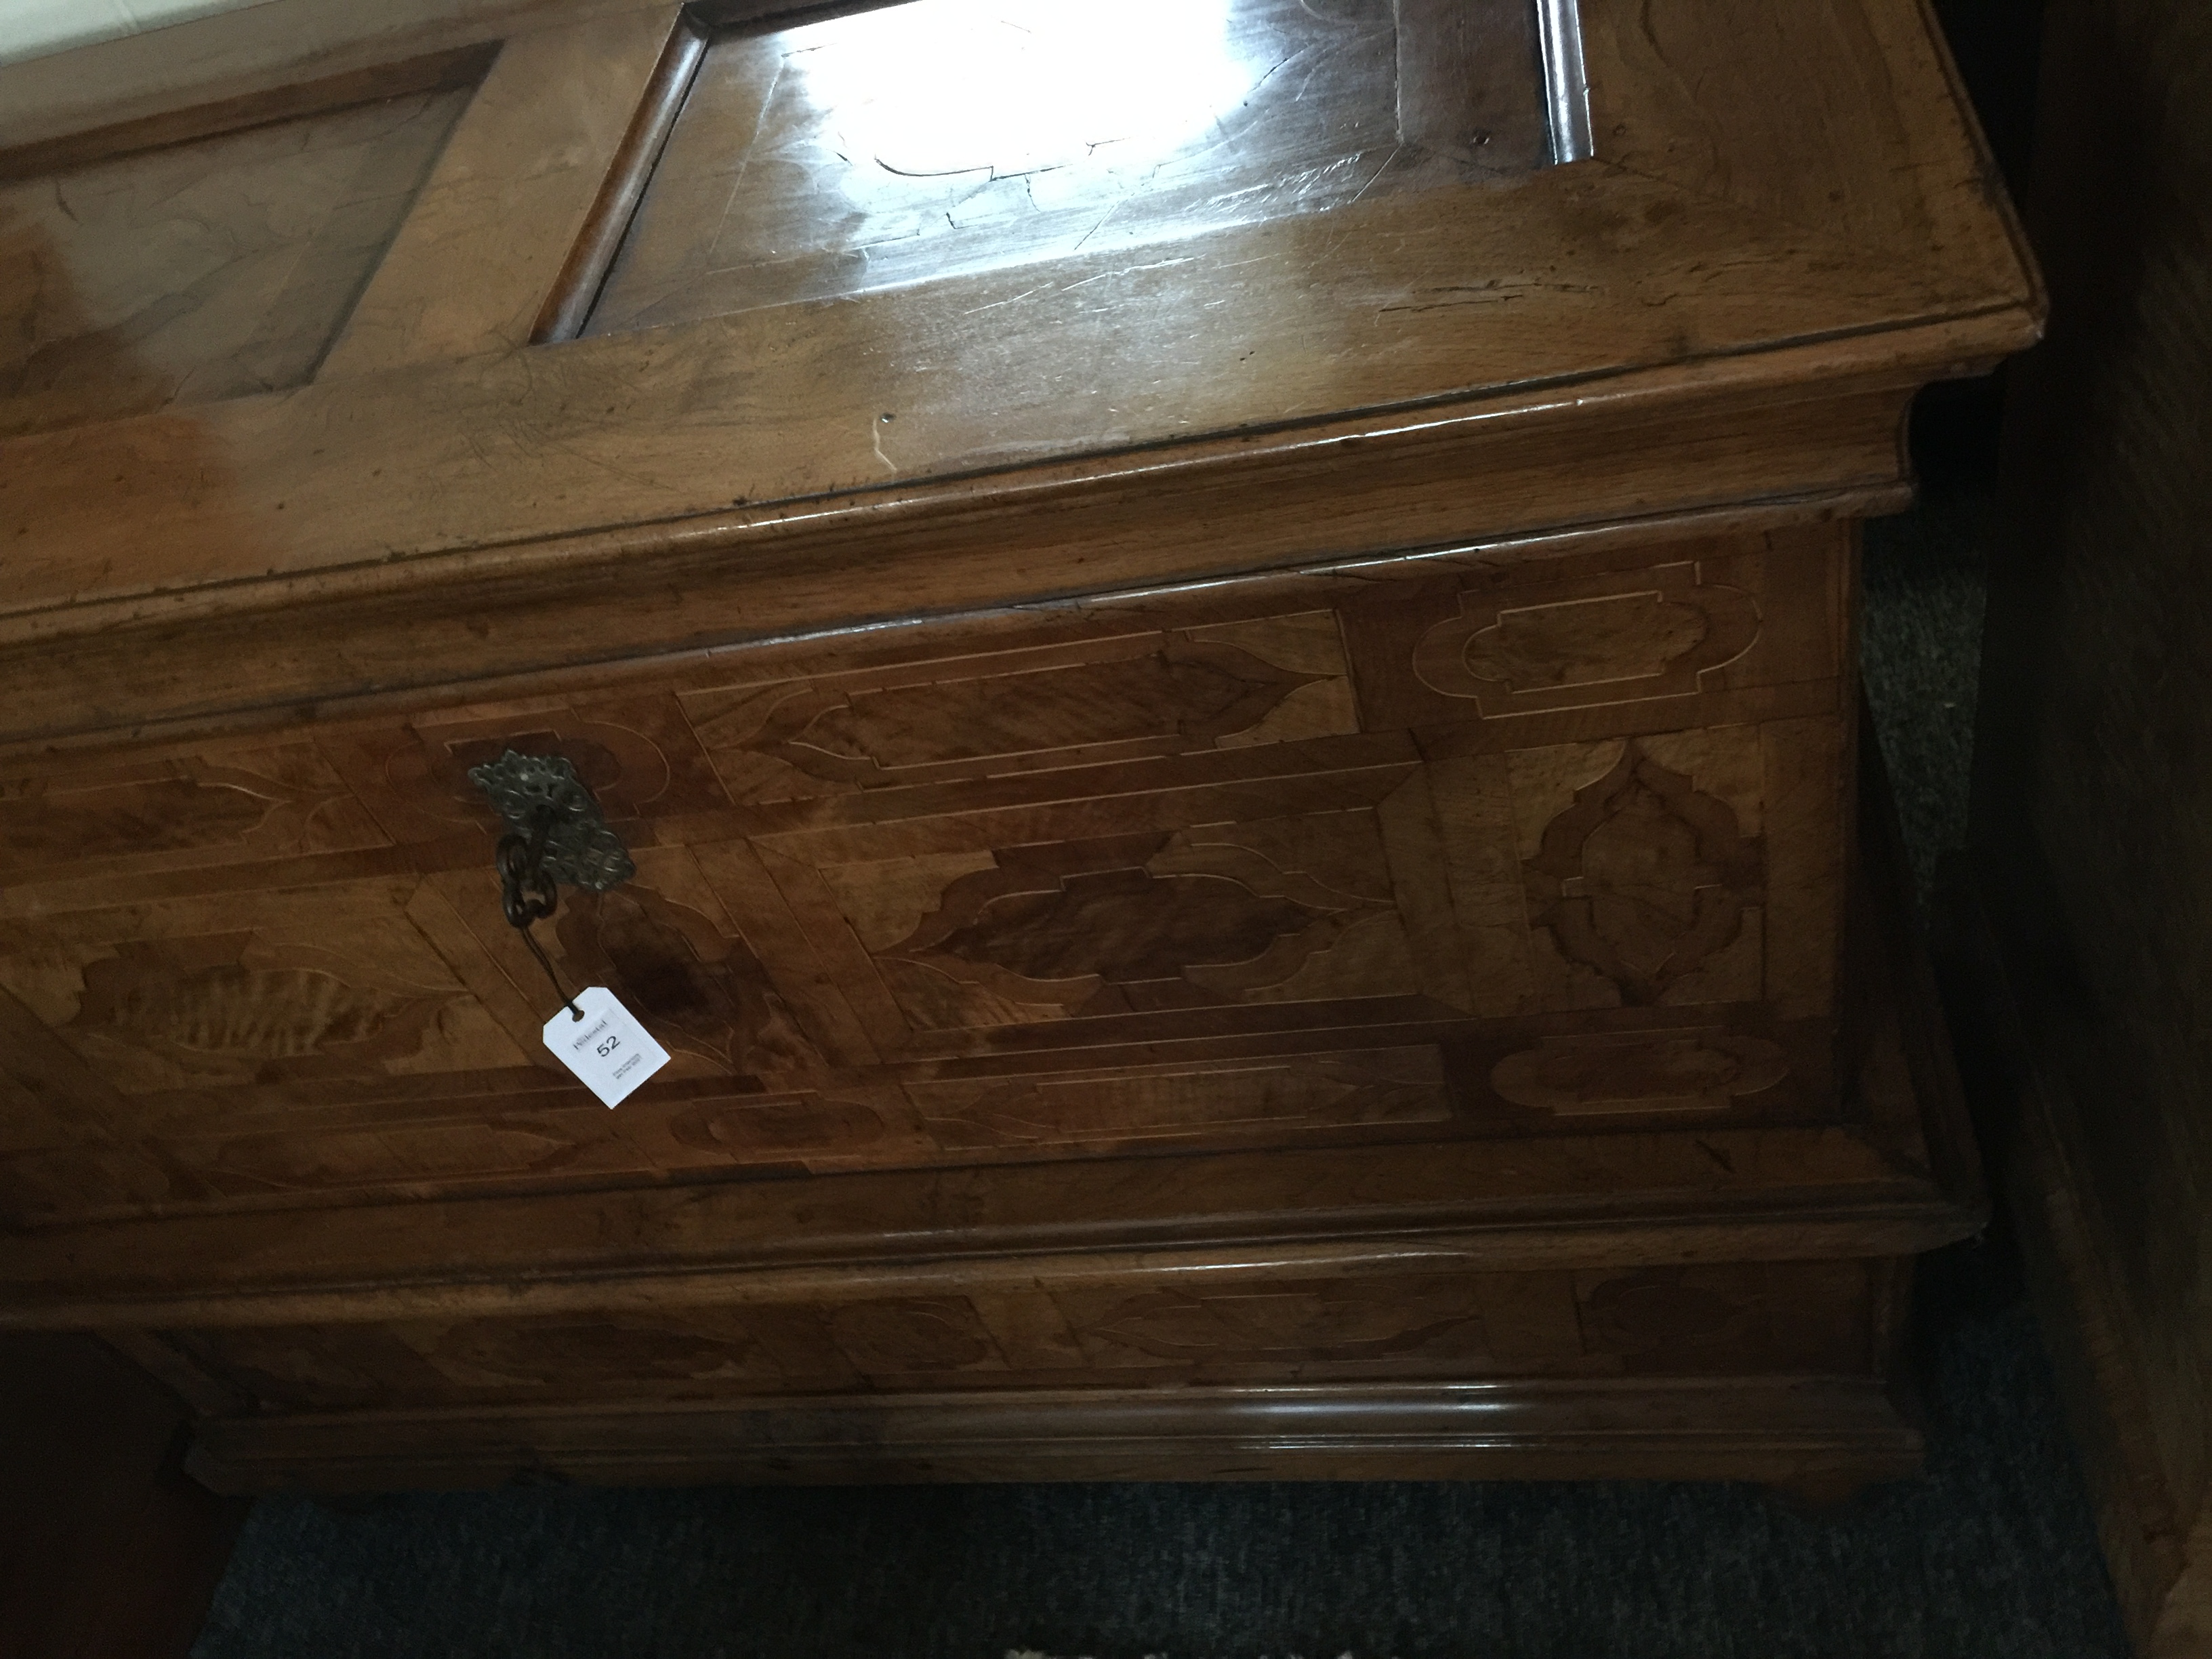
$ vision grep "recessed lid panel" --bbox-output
[0,83,474,438]
[584,0,1564,337]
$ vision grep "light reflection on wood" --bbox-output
[586,0,1549,335]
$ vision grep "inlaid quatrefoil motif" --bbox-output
[1523,741,1765,1004]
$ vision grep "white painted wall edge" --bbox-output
[0,0,281,68]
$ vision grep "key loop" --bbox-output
[496,810,583,1023]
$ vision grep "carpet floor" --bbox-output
[187,480,2131,1659]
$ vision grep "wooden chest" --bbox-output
[0,0,2037,1497]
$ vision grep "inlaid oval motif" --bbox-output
[933,869,1321,984]
[794,651,1307,769]
[1490,1031,1789,1115]
[1461,592,1709,690]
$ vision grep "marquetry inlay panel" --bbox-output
[0,527,1856,1225]
[0,0,2034,1500]
[678,610,1359,802]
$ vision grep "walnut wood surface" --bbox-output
[0,0,2024,1496]
[0,378,1910,753]
[185,1375,1927,1493]
[583,0,1551,335]
[151,777,1965,1491]
[1951,0,2212,1641]
[0,81,473,441]
[1,765,1972,1326]
[0,47,491,185]
[0,525,1856,1233]
[0,0,665,151]
[0,0,2032,754]
[325,8,689,372]
[163,1258,1884,1416]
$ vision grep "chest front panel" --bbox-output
[0,520,1853,1226]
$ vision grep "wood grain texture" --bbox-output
[158,1258,1878,1414]
[0,82,473,440]
[0,0,668,152]
[0,0,2033,751]
[0,529,1870,1231]
[1952,0,2212,1637]
[0,382,1910,751]
[183,1374,1928,1494]
[0,771,1972,1336]
[321,9,684,372]
[0,211,2007,638]
[127,804,1969,1496]
[0,46,492,185]
[583,0,1549,335]
[0,0,2025,1496]
[1581,0,2033,300]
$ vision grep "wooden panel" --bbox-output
[0,833,1975,1333]
[677,607,1361,802]
[1948,0,2212,1639]
[1580,0,2031,295]
[0,444,1889,758]
[0,76,476,439]
[722,779,1439,1048]
[0,0,661,150]
[0,530,1872,1225]
[319,9,681,373]
[0,739,390,886]
[0,0,2036,706]
[585,0,1551,336]
[0,217,1987,653]
[159,1258,1875,1412]
[18,745,1958,1501]
[186,1374,1928,1494]
[0,0,2028,1504]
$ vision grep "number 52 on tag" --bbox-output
[544,986,669,1107]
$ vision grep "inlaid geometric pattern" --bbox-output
[1413,562,1761,715]
[1521,738,1766,1006]
[0,533,1855,1225]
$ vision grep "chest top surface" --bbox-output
[0,0,2039,749]
[583,0,1562,336]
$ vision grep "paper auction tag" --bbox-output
[544,986,668,1108]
